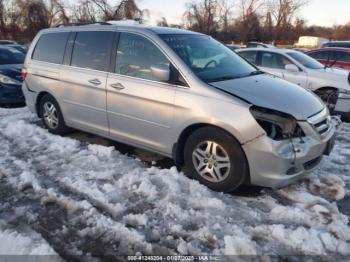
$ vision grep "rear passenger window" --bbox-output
[335,51,350,63]
[310,51,332,60]
[32,32,69,64]
[115,33,170,81]
[71,31,114,71]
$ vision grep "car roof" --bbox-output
[325,41,350,43]
[237,47,296,54]
[40,23,202,36]
[0,45,23,52]
[0,40,17,44]
[307,47,350,52]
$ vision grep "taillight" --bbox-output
[22,68,27,81]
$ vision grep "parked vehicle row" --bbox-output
[21,24,336,192]
[237,48,350,121]
[322,41,350,48]
[0,40,30,107]
[306,47,350,71]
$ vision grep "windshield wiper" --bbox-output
[207,71,264,83]
[207,76,239,83]
[247,70,264,76]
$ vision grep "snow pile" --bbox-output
[0,107,349,257]
[0,222,60,258]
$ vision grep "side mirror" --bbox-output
[285,64,299,73]
[151,64,170,82]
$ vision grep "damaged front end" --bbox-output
[243,106,338,188]
[250,106,304,141]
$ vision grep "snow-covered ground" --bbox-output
[0,107,349,259]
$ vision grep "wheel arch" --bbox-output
[35,91,56,118]
[314,86,339,92]
[172,123,247,166]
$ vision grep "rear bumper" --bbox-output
[243,116,337,189]
[0,83,25,107]
[21,82,37,114]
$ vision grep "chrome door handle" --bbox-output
[88,79,102,86]
[110,83,125,90]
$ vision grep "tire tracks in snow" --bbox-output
[0,127,177,257]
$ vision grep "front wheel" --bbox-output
[184,127,248,192]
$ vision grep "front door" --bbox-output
[106,32,176,154]
[258,51,285,78]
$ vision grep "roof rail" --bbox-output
[54,21,112,28]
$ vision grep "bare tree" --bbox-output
[14,0,49,41]
[157,17,168,27]
[218,0,234,34]
[0,0,7,38]
[266,0,309,40]
[183,0,220,35]
[46,0,70,26]
[71,0,98,23]
[235,0,264,42]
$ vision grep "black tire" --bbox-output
[314,88,339,114]
[39,94,70,135]
[184,126,248,192]
[341,112,350,123]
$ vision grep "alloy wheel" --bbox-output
[192,141,231,183]
[43,101,59,129]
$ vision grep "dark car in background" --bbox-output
[0,40,18,45]
[7,44,28,54]
[306,48,350,71]
[0,46,25,107]
[322,41,350,48]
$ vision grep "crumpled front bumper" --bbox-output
[243,110,340,189]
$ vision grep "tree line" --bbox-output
[0,0,349,44]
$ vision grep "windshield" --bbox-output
[288,52,324,69]
[160,34,258,83]
[0,48,25,65]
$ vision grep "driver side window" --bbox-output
[115,33,170,82]
[260,52,293,69]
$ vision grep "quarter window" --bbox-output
[115,33,170,82]
[32,32,69,64]
[71,31,114,71]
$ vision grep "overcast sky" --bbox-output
[136,0,350,26]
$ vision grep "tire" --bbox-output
[39,94,70,135]
[184,126,248,192]
[341,112,350,123]
[314,88,339,114]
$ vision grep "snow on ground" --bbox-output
[0,220,60,257]
[0,107,349,259]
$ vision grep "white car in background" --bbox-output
[237,48,350,120]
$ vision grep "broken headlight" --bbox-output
[250,106,305,140]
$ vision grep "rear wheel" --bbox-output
[184,127,248,192]
[39,94,70,135]
[315,88,339,114]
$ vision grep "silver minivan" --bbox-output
[22,23,336,192]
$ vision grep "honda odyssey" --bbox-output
[22,23,336,192]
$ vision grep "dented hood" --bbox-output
[210,74,324,120]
